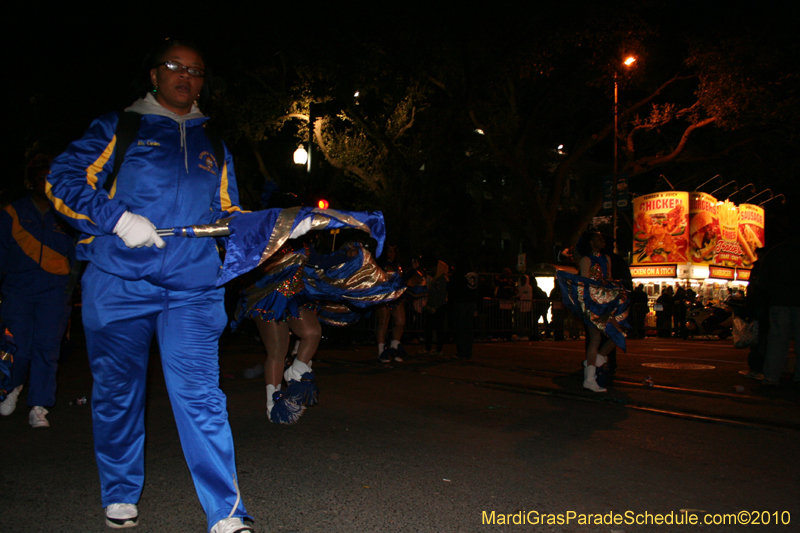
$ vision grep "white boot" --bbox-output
[284,359,311,383]
[266,384,280,416]
[583,365,607,392]
[582,354,607,368]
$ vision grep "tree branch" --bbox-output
[392,106,417,141]
[312,117,384,194]
[627,117,717,174]
[547,75,697,219]
[620,75,696,121]
[266,113,308,126]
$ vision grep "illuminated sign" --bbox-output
[688,192,718,265]
[737,204,764,268]
[635,190,767,278]
[708,266,735,280]
[632,192,689,266]
[630,265,678,278]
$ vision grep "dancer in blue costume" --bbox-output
[232,241,323,424]
[557,231,630,392]
[233,238,407,424]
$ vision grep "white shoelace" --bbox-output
[227,473,241,519]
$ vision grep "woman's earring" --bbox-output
[152,85,158,94]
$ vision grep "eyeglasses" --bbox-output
[155,60,205,78]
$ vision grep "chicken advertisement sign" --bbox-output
[688,192,719,265]
[632,192,690,265]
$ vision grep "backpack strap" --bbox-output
[203,125,226,174]
[104,111,141,193]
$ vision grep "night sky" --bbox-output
[9,1,798,249]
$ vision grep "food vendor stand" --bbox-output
[629,191,765,333]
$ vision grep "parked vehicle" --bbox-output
[684,302,733,339]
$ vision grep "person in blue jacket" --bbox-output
[0,155,75,427]
[46,40,253,533]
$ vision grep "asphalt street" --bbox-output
[2,332,798,532]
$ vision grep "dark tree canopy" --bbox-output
[10,2,798,265]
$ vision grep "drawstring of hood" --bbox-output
[125,93,205,173]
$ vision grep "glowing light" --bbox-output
[317,199,329,209]
[624,56,636,67]
[293,146,308,165]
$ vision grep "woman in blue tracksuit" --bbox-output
[0,155,75,427]
[47,41,253,533]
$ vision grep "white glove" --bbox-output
[113,211,166,249]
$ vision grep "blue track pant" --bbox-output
[81,265,250,530]
[1,291,71,407]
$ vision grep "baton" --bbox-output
[155,218,232,238]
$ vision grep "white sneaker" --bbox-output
[0,384,23,416]
[105,503,138,528]
[211,517,253,533]
[28,406,49,428]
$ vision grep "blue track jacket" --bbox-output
[47,96,242,291]
[0,196,75,298]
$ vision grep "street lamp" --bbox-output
[293,146,308,165]
[612,55,636,245]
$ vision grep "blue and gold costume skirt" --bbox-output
[232,247,317,329]
[556,271,630,351]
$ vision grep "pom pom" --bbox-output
[269,390,305,424]
[286,371,319,406]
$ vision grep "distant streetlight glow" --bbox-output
[293,146,308,165]
[624,56,636,66]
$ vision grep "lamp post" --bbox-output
[612,55,636,245]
